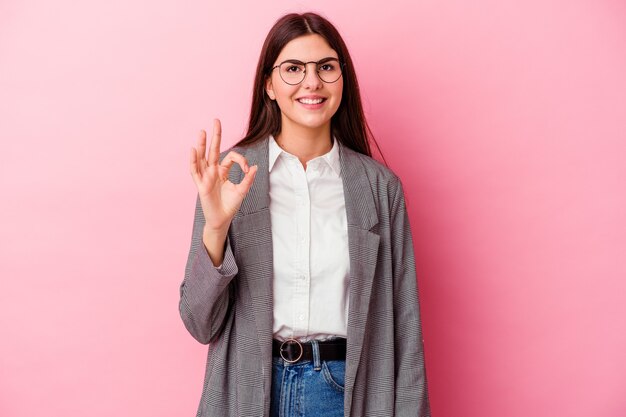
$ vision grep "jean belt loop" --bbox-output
[311,340,322,371]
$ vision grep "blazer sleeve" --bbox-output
[179,194,238,345]
[389,177,431,416]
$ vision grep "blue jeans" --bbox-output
[270,340,345,417]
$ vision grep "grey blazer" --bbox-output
[179,137,430,417]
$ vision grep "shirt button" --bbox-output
[299,315,305,321]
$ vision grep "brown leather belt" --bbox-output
[272,338,347,363]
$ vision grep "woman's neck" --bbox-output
[275,123,332,169]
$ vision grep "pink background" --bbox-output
[1,0,625,416]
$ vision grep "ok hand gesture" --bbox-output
[190,119,257,264]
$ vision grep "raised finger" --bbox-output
[195,129,208,176]
[208,118,221,166]
[189,147,200,181]
[196,129,207,160]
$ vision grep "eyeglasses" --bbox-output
[270,57,344,85]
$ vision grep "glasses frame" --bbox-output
[270,57,345,85]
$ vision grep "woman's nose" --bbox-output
[302,63,323,89]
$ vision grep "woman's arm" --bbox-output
[179,120,257,344]
[389,177,431,416]
[179,195,238,344]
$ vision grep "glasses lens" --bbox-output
[317,59,342,83]
[279,62,306,85]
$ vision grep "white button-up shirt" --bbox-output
[268,136,350,342]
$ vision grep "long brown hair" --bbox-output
[236,12,379,157]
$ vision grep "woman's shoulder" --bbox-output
[338,143,409,213]
[339,143,402,186]
[220,137,266,159]
[218,137,269,169]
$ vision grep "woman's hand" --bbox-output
[190,119,257,265]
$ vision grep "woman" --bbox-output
[180,12,430,417]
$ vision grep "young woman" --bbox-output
[180,12,430,417]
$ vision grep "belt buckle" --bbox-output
[279,338,303,363]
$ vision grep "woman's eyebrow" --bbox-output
[281,56,339,64]
[317,57,339,63]
[281,59,306,64]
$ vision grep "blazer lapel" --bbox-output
[236,138,271,217]
[228,138,274,387]
[339,144,381,397]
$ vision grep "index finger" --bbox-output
[208,118,221,166]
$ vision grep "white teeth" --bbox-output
[298,98,324,104]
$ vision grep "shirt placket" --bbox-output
[290,158,311,339]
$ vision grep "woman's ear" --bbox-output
[265,77,276,100]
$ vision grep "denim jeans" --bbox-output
[270,340,346,417]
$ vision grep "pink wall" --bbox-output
[1,1,625,416]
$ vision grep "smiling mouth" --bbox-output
[297,98,326,105]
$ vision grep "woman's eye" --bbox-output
[319,63,335,71]
[286,65,303,73]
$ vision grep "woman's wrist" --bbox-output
[202,225,229,267]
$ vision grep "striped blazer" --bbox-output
[179,137,431,416]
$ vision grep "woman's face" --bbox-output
[265,34,343,136]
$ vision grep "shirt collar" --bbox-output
[267,135,341,177]
[323,138,342,177]
[268,135,283,172]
